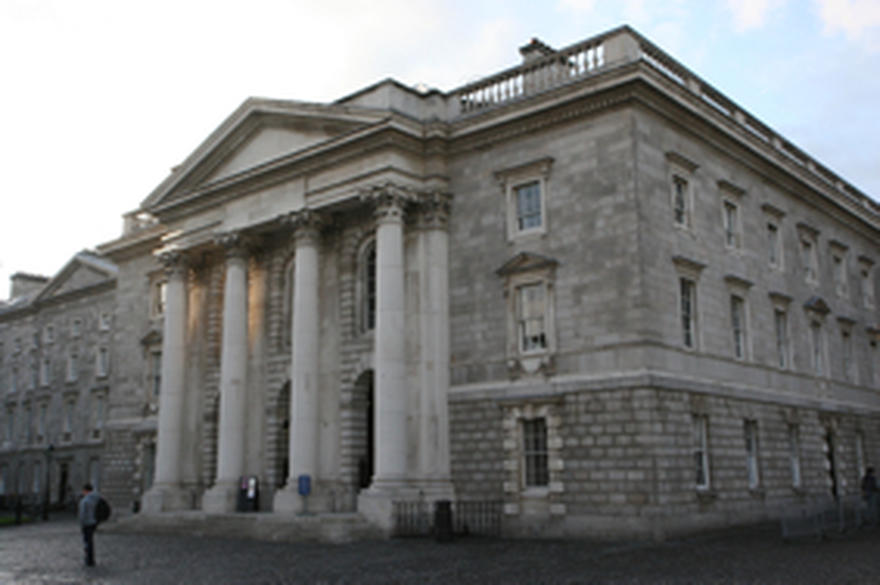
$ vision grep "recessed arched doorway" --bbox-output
[353,370,374,491]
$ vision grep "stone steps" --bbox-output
[107,511,386,544]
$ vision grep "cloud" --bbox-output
[556,0,597,14]
[725,0,787,31]
[814,0,880,51]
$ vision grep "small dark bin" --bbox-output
[434,500,453,542]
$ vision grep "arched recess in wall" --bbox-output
[355,238,376,336]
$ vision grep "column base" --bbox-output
[202,481,240,514]
[141,483,193,514]
[357,478,455,532]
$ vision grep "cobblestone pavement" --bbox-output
[2,518,880,584]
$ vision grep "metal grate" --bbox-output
[392,500,503,538]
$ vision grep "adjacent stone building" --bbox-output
[0,253,117,508]
[2,26,879,538]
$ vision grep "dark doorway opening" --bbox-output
[355,371,375,490]
[57,463,68,505]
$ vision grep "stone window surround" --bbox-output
[691,410,711,492]
[797,222,820,286]
[787,422,802,490]
[718,180,746,251]
[868,327,880,389]
[95,346,110,379]
[769,292,793,371]
[497,253,558,379]
[837,316,856,384]
[804,300,830,378]
[355,236,377,336]
[90,386,108,440]
[61,390,77,443]
[829,240,849,299]
[724,275,753,361]
[149,271,168,320]
[70,317,82,339]
[66,351,78,383]
[673,256,706,351]
[858,255,875,309]
[762,203,785,270]
[743,419,761,491]
[666,151,698,231]
[495,157,554,242]
[501,400,565,517]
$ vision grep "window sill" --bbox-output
[521,487,551,499]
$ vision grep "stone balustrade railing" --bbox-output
[449,26,879,221]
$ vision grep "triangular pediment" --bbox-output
[496,252,559,276]
[33,252,117,303]
[142,98,384,213]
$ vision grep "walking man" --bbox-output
[78,483,100,566]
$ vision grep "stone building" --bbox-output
[3,26,879,538]
[0,253,117,508]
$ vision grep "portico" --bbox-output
[139,113,455,523]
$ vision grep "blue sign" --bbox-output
[297,474,311,497]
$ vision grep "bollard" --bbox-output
[434,500,453,543]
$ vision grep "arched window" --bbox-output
[358,239,376,334]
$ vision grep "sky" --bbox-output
[1,0,879,299]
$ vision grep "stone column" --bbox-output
[203,233,251,513]
[142,251,190,513]
[275,211,324,513]
[371,187,410,486]
[417,192,453,488]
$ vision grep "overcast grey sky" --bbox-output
[1,0,878,299]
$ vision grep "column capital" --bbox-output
[157,249,189,279]
[417,191,453,230]
[359,182,418,224]
[214,231,257,261]
[280,209,325,246]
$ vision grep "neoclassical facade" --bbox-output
[3,26,879,538]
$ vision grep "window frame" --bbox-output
[693,414,711,491]
[95,347,109,378]
[788,424,802,489]
[356,238,377,336]
[666,152,698,231]
[744,419,761,490]
[797,223,820,286]
[858,257,875,309]
[839,318,856,384]
[673,256,706,352]
[495,157,554,242]
[522,417,550,488]
[770,293,792,370]
[829,241,849,299]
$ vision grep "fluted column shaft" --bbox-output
[374,195,408,483]
[154,253,189,487]
[288,213,322,485]
[214,236,250,486]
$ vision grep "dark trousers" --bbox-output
[81,524,96,566]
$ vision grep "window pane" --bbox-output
[516,182,542,230]
[523,418,549,487]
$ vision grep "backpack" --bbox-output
[96,497,111,523]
